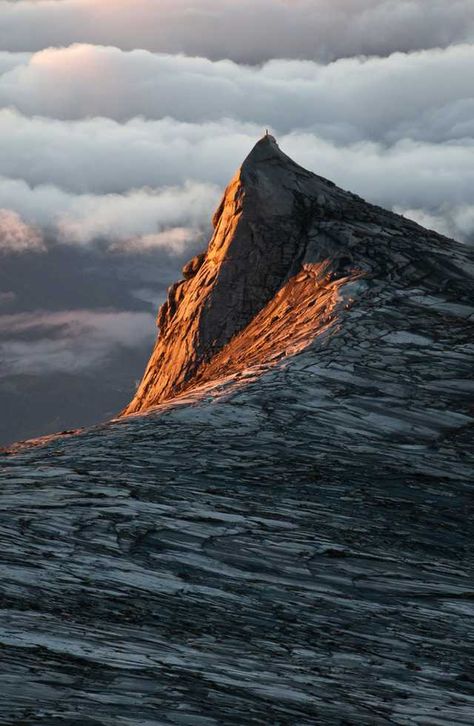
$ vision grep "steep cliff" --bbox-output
[123,135,473,416]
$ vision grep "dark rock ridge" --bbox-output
[0,138,473,724]
[123,134,473,415]
[125,134,331,412]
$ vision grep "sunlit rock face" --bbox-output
[122,135,359,413]
[123,135,474,416]
[1,139,474,724]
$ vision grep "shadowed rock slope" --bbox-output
[1,138,474,725]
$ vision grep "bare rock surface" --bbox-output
[124,135,474,417]
[0,138,473,724]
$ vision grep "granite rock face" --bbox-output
[123,135,357,413]
[123,135,474,417]
[0,138,474,725]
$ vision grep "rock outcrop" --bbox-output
[123,135,473,416]
[1,138,473,725]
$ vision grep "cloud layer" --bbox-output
[0,173,219,250]
[0,41,473,246]
[0,309,155,375]
[0,209,44,253]
[1,43,472,143]
[1,0,473,62]
[0,116,472,245]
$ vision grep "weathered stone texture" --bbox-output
[0,138,473,725]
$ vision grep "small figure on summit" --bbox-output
[263,129,277,143]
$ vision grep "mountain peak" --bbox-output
[242,133,281,164]
[122,138,471,416]
[240,133,314,182]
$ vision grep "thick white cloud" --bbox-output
[0,209,44,253]
[110,228,201,254]
[0,0,473,62]
[0,175,219,249]
[54,182,218,246]
[0,50,30,74]
[0,110,259,193]
[0,310,155,374]
[0,42,472,244]
[0,43,473,144]
[0,113,473,244]
[398,205,474,242]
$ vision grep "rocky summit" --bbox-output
[1,137,473,725]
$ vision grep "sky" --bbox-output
[0,0,473,444]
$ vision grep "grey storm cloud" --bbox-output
[0,0,473,63]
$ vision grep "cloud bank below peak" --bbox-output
[0,309,155,375]
[0,209,44,253]
[0,126,473,248]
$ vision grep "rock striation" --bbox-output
[0,138,473,725]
